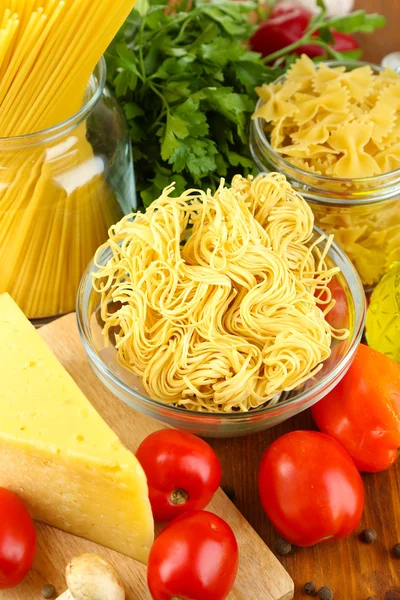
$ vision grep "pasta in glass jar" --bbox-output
[250,57,400,289]
[0,59,135,323]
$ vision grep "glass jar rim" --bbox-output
[251,59,400,204]
[0,56,107,150]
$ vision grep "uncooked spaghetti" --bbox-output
[94,173,348,413]
[0,0,136,319]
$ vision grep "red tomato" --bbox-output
[250,4,359,60]
[136,429,222,522]
[312,344,400,472]
[147,510,239,600]
[258,431,364,547]
[324,277,349,330]
[0,488,37,589]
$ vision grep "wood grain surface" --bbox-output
[207,12,400,600]
[353,0,398,64]
[3,314,294,600]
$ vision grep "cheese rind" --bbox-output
[0,293,154,563]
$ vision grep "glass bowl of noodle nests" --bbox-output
[77,173,366,438]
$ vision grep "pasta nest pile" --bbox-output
[253,55,400,179]
[94,173,347,413]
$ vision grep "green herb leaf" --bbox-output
[227,151,254,168]
[106,0,385,210]
[201,6,253,37]
[169,137,218,180]
[327,10,386,34]
[124,102,145,119]
[153,55,196,79]
[340,48,363,60]
[200,38,244,67]
[235,56,278,93]
[319,27,334,45]
[162,81,192,103]
[146,8,169,29]
[202,87,253,125]
[160,112,190,160]
[174,99,209,137]
[114,70,133,96]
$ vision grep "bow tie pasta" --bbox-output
[253,55,400,178]
[252,55,400,287]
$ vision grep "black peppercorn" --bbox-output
[361,528,377,544]
[274,536,292,555]
[318,587,334,600]
[41,584,57,599]
[222,485,235,502]
[393,544,400,558]
[304,581,316,595]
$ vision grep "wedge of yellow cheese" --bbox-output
[0,293,154,563]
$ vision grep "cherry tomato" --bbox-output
[147,510,239,600]
[312,344,400,472]
[0,488,37,589]
[136,429,222,522]
[258,431,364,547]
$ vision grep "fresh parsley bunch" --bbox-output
[106,0,385,207]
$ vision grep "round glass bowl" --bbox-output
[250,60,400,291]
[77,230,366,438]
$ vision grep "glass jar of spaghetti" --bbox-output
[250,60,400,291]
[0,58,134,323]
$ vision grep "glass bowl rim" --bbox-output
[76,226,366,422]
[252,59,400,190]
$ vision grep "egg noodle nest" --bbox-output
[94,173,348,413]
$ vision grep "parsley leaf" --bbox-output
[327,11,386,34]
[160,113,189,161]
[106,0,386,208]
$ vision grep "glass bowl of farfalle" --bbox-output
[250,55,400,290]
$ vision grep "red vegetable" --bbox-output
[258,430,364,547]
[312,344,400,472]
[250,4,359,59]
[0,488,37,589]
[147,510,239,600]
[136,429,222,522]
[316,277,349,330]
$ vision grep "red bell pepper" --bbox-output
[250,3,359,60]
[311,344,400,473]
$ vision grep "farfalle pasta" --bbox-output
[252,55,400,288]
[252,55,400,178]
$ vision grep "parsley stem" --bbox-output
[149,82,170,112]
[157,84,188,99]
[310,39,343,60]
[175,11,201,44]
[262,39,309,64]
[150,108,168,131]
[138,16,147,82]
[147,9,198,45]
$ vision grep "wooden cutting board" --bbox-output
[3,314,294,600]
